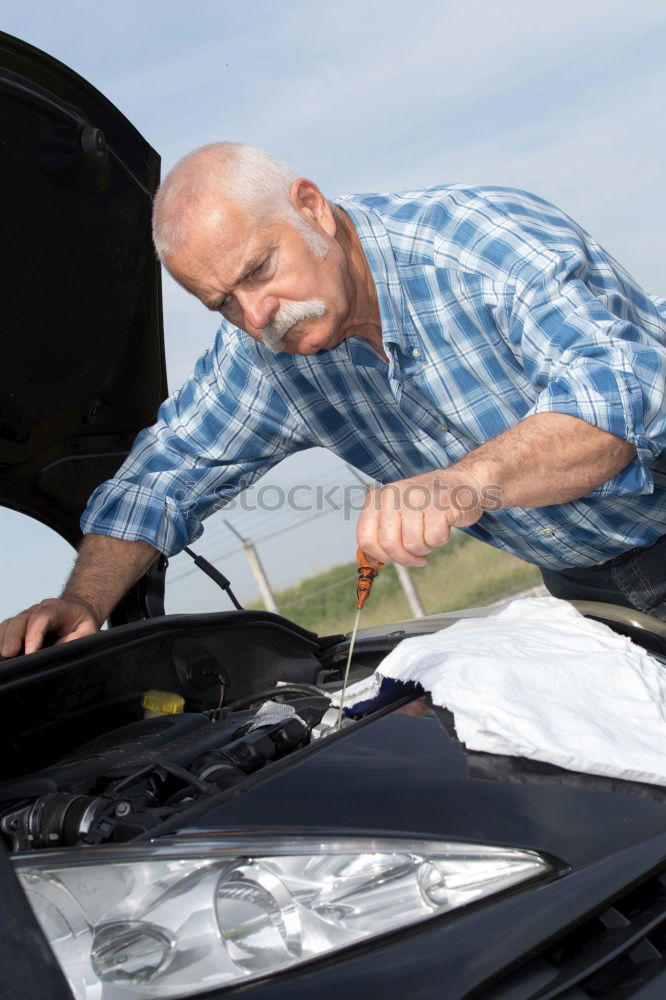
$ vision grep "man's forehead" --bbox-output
[166,204,268,298]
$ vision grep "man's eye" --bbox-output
[218,293,236,314]
[250,256,272,279]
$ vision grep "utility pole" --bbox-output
[224,520,279,614]
[393,563,425,618]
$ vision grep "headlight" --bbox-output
[14,836,551,998]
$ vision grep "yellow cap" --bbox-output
[141,690,185,715]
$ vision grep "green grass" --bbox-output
[248,533,541,635]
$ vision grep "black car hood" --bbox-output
[195,705,666,871]
[0,32,166,546]
[1,609,664,871]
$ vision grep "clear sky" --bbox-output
[2,0,666,619]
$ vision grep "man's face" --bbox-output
[166,198,351,355]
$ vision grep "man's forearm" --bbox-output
[61,534,160,625]
[357,413,639,566]
[456,412,638,508]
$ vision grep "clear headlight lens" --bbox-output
[14,836,551,998]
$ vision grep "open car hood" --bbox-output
[0,32,166,546]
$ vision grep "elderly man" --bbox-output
[2,142,666,655]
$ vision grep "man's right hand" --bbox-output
[0,533,160,658]
[0,597,101,658]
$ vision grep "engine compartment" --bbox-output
[0,610,387,854]
[0,696,334,851]
[4,602,666,857]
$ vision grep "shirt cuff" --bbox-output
[80,479,204,557]
[526,355,658,498]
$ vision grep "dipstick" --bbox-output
[335,607,361,731]
[335,549,384,731]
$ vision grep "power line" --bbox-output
[197,501,350,571]
[254,503,346,545]
[203,473,362,537]
[168,503,343,588]
[279,564,394,611]
[280,572,357,609]
[167,479,363,589]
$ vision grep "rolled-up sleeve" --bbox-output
[81,327,313,555]
[508,250,666,498]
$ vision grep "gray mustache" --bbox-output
[262,298,326,352]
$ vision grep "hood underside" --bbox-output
[0,32,167,545]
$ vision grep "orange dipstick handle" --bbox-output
[356,547,384,609]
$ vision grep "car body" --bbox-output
[2,30,666,1000]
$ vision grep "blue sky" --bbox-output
[2,0,666,619]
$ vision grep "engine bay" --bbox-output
[0,610,388,855]
[0,693,337,851]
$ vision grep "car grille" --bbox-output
[477,870,666,999]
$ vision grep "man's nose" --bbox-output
[238,291,280,331]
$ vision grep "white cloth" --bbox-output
[333,597,666,785]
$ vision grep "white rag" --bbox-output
[332,597,666,785]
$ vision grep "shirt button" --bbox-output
[411,348,421,359]
[437,423,448,432]
[542,527,555,537]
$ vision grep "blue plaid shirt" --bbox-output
[82,185,666,570]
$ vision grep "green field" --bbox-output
[249,532,542,636]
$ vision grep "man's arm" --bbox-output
[356,413,637,566]
[360,201,666,567]
[81,327,314,559]
[0,328,313,657]
[0,535,159,657]
[457,411,637,507]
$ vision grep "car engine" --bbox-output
[0,609,398,856]
[0,691,337,853]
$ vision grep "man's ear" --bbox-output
[289,178,336,237]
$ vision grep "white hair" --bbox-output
[152,142,328,261]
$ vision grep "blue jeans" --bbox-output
[540,534,666,622]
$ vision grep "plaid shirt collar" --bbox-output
[336,197,419,397]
